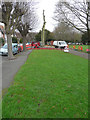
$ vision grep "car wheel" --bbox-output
[55,46,58,48]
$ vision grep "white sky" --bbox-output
[35,0,59,32]
[35,0,88,32]
[0,0,58,32]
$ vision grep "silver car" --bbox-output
[0,43,18,55]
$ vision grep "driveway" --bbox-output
[0,50,32,95]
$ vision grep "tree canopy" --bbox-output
[81,30,90,44]
[53,21,82,42]
[2,1,38,57]
[54,0,90,43]
[35,29,54,42]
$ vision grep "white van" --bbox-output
[53,41,67,49]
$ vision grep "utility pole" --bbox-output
[41,10,46,46]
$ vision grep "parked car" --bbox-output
[26,42,31,45]
[68,42,71,45]
[53,41,67,49]
[64,46,69,52]
[0,43,18,55]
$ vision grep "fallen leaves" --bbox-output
[85,112,87,115]
[63,107,67,110]
[17,100,21,103]
[51,106,55,109]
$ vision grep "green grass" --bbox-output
[0,100,2,119]
[2,50,88,118]
[69,45,89,53]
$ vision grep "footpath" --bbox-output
[2,50,32,95]
[69,49,89,59]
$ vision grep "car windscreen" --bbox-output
[60,42,66,44]
[12,45,18,48]
[2,44,7,49]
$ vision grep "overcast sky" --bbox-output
[35,0,59,32]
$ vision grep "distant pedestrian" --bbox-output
[73,45,76,49]
[81,46,83,51]
[38,42,40,46]
[35,44,38,48]
[78,46,80,50]
[31,42,34,48]
[67,45,69,48]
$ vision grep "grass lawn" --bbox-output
[69,45,89,53]
[0,100,2,119]
[2,50,88,118]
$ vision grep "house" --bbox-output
[0,22,5,39]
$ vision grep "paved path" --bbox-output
[69,49,89,59]
[1,50,32,94]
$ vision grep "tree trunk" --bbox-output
[23,36,27,51]
[42,28,45,46]
[87,2,90,44]
[7,34,15,59]
[41,10,46,47]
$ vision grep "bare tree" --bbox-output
[2,2,25,59]
[53,20,81,42]
[26,32,37,43]
[53,21,73,41]
[54,0,90,43]
[2,2,14,59]
[16,2,38,51]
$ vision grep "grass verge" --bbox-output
[0,100,2,119]
[2,50,88,118]
[69,45,89,53]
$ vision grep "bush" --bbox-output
[81,30,90,44]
